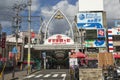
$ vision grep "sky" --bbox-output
[0,0,120,34]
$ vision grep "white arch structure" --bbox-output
[71,21,81,43]
[44,9,74,41]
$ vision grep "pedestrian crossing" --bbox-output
[23,73,66,79]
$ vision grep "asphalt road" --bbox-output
[21,69,70,80]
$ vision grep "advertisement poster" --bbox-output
[77,12,103,29]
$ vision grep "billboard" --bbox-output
[79,0,103,11]
[77,12,103,29]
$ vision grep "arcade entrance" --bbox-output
[33,9,83,69]
[45,50,69,69]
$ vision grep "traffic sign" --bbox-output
[12,47,18,54]
[42,52,46,58]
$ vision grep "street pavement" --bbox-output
[0,69,70,80]
[19,69,70,80]
[0,69,37,80]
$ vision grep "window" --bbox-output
[113,35,120,41]
[115,46,120,52]
[85,29,97,39]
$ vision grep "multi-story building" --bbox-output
[77,12,107,54]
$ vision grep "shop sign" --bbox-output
[87,48,99,52]
[44,34,74,45]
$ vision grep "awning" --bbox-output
[70,52,86,58]
[114,53,120,59]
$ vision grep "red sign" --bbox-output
[31,32,35,38]
[98,29,105,37]
[44,34,74,45]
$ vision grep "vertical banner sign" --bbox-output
[0,34,1,47]
[1,32,6,48]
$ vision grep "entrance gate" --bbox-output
[31,9,83,69]
[33,44,82,69]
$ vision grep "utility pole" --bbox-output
[12,3,26,78]
[27,0,32,75]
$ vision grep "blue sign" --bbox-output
[12,47,18,54]
[77,12,103,29]
[94,39,105,47]
[42,52,46,58]
[77,23,102,28]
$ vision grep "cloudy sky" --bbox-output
[0,0,120,34]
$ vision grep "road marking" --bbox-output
[51,72,66,74]
[25,74,35,78]
[35,74,43,78]
[44,74,51,77]
[52,74,59,77]
[61,74,66,77]
[61,74,66,80]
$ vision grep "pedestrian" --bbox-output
[31,64,33,72]
[74,65,79,80]
[113,67,118,79]
[70,66,74,80]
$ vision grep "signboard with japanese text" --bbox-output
[77,12,103,29]
[44,34,74,45]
